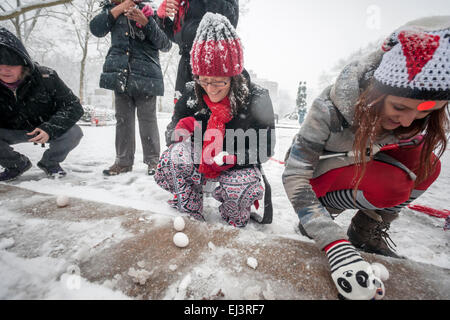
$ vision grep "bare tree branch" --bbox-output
[0,0,73,20]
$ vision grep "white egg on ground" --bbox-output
[371,262,390,281]
[56,195,69,208]
[247,257,258,269]
[173,232,189,248]
[173,216,185,231]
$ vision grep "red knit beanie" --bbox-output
[190,12,243,77]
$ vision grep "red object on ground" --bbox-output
[407,204,450,219]
[269,157,285,165]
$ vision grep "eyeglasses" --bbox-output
[195,79,229,88]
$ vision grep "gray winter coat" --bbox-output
[282,50,401,250]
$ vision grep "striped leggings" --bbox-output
[310,145,441,215]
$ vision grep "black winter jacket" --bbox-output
[0,28,83,139]
[158,0,239,92]
[90,1,172,97]
[165,71,275,169]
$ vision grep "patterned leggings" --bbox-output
[154,141,264,227]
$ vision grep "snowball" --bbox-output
[56,195,69,208]
[173,232,189,248]
[371,262,390,281]
[208,241,216,250]
[127,267,151,285]
[173,217,185,232]
[0,238,15,250]
[247,257,258,269]
[169,264,178,271]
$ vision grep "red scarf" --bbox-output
[173,0,189,34]
[198,94,233,179]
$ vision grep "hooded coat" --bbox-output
[0,28,83,139]
[90,1,172,97]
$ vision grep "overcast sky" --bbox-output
[237,0,450,99]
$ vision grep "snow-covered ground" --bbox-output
[0,113,448,299]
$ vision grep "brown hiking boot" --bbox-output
[347,209,403,259]
[103,163,132,176]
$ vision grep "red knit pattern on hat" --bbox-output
[191,38,243,77]
[198,94,233,179]
[398,31,440,81]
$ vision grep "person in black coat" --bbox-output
[0,27,84,181]
[154,13,275,228]
[156,0,239,103]
[90,0,172,176]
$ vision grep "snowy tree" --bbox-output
[0,0,72,21]
[296,81,307,124]
[67,0,100,104]
[0,0,72,43]
[316,39,383,90]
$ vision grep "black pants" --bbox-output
[0,125,83,168]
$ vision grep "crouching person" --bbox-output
[0,28,84,181]
[282,18,449,300]
[155,13,275,227]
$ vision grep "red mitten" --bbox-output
[174,116,200,142]
[157,0,168,18]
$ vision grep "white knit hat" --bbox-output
[374,21,450,100]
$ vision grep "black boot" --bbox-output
[347,209,402,259]
[0,159,32,182]
[37,161,67,178]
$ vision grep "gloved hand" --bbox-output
[157,0,179,18]
[324,240,385,300]
[174,116,200,142]
[135,4,154,28]
[209,152,237,172]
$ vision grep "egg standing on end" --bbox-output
[56,195,70,208]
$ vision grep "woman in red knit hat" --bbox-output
[155,13,275,228]
[156,0,239,104]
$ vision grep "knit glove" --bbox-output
[174,116,200,142]
[157,0,179,18]
[324,240,385,300]
[136,4,154,28]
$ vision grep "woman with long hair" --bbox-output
[282,17,449,300]
[155,13,275,227]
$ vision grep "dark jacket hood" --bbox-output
[0,27,35,71]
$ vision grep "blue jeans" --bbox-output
[0,125,83,169]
